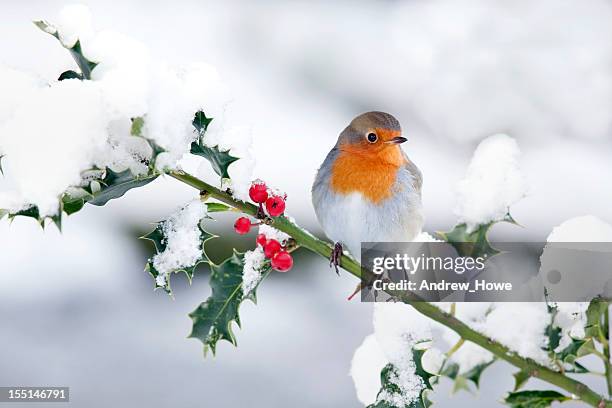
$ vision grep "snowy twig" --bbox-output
[169,169,611,408]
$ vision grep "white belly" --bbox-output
[314,191,423,259]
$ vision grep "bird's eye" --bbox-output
[367,133,378,143]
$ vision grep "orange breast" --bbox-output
[330,145,405,204]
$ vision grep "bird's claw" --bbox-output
[329,242,343,275]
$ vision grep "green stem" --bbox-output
[603,303,612,397]
[170,170,611,408]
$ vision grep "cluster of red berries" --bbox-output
[233,180,292,272]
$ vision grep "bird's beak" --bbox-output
[385,136,407,145]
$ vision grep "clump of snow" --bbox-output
[350,334,388,406]
[203,121,255,201]
[259,223,290,244]
[480,303,550,365]
[351,303,433,407]
[56,4,94,48]
[412,231,442,242]
[0,5,251,216]
[372,303,431,406]
[547,215,612,243]
[151,200,206,283]
[442,303,495,372]
[0,78,108,216]
[242,246,266,295]
[544,216,612,349]
[454,134,526,230]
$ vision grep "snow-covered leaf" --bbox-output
[34,20,98,79]
[141,202,213,293]
[503,390,569,408]
[368,349,434,408]
[190,110,239,179]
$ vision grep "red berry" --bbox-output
[234,217,251,235]
[249,181,268,204]
[256,233,267,247]
[263,239,282,259]
[271,250,293,272]
[265,195,286,217]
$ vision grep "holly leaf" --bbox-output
[86,168,157,206]
[504,390,569,408]
[34,20,98,79]
[440,360,494,393]
[190,111,239,179]
[190,142,239,180]
[141,216,215,293]
[462,360,495,388]
[192,110,213,133]
[512,370,531,391]
[188,251,267,355]
[205,202,231,213]
[437,222,498,259]
[438,212,518,260]
[585,297,607,339]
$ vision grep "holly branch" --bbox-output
[170,169,611,408]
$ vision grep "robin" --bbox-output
[312,111,423,273]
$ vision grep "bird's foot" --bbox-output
[329,242,343,275]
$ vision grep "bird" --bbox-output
[312,111,423,275]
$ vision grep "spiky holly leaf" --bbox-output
[188,251,268,356]
[190,111,239,179]
[141,217,214,293]
[462,360,495,388]
[34,20,98,79]
[440,360,495,393]
[512,370,531,391]
[192,110,213,133]
[504,390,569,408]
[190,142,239,180]
[86,168,157,206]
[437,222,498,259]
[438,212,520,259]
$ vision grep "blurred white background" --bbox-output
[1,0,611,406]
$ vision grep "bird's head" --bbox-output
[337,111,406,159]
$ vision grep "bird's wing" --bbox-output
[402,152,423,193]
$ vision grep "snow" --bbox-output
[258,223,290,244]
[242,246,266,295]
[56,4,94,48]
[480,303,550,365]
[371,303,431,406]
[454,134,526,229]
[151,200,206,279]
[544,215,612,349]
[0,77,108,216]
[202,121,255,201]
[421,347,444,375]
[547,215,612,243]
[350,334,388,406]
[0,5,251,216]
